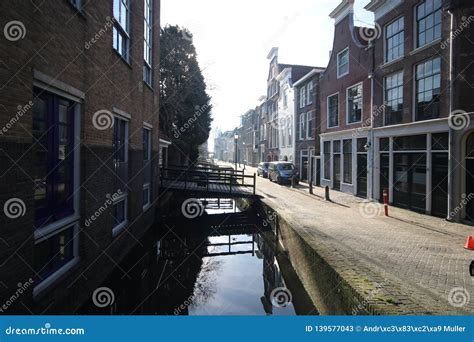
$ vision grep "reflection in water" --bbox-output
[79,200,316,315]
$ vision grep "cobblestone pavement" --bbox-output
[226,163,474,314]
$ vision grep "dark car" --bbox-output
[257,162,270,178]
[268,162,299,185]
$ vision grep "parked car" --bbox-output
[268,162,299,185]
[257,162,270,178]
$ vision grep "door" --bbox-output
[356,154,367,198]
[379,154,390,202]
[393,153,426,213]
[431,153,448,217]
[301,156,308,181]
[333,154,341,190]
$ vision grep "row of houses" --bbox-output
[215,0,474,223]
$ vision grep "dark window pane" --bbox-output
[34,226,74,282]
[379,138,390,151]
[357,138,368,152]
[393,135,427,151]
[432,132,449,150]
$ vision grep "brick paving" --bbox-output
[227,163,474,314]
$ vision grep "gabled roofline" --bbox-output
[364,0,387,12]
[329,0,354,20]
[293,68,325,87]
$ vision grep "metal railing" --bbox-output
[160,165,256,195]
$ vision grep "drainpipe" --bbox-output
[447,8,454,221]
[368,39,375,201]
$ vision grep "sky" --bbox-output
[161,0,374,151]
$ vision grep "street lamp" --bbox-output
[234,134,239,171]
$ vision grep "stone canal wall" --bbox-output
[256,199,423,315]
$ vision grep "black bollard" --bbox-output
[325,186,330,201]
[309,178,313,195]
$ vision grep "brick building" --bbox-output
[319,0,374,199]
[265,47,316,163]
[0,0,161,313]
[366,0,474,220]
[294,68,325,183]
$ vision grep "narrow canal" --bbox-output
[79,199,317,315]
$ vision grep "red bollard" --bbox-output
[383,188,389,217]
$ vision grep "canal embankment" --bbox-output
[249,179,473,315]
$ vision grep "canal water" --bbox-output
[79,199,317,315]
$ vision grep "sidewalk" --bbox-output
[223,163,474,314]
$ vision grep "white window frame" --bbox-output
[384,16,405,63]
[143,183,151,211]
[299,113,306,140]
[337,47,349,79]
[143,0,153,85]
[346,82,363,125]
[113,0,131,61]
[306,111,313,139]
[327,92,339,128]
[307,81,314,105]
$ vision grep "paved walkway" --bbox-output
[223,163,474,314]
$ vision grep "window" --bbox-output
[347,84,362,124]
[112,197,127,231]
[307,81,314,105]
[299,113,306,140]
[327,94,339,128]
[337,48,349,78]
[299,87,306,108]
[143,128,151,161]
[32,91,76,228]
[393,135,426,151]
[113,116,128,234]
[343,139,352,184]
[432,132,449,150]
[283,90,288,108]
[384,71,403,125]
[385,17,404,62]
[113,0,130,61]
[324,141,331,179]
[34,224,75,284]
[415,57,441,121]
[416,0,442,47]
[144,0,153,85]
[306,112,313,139]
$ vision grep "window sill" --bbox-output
[380,56,404,69]
[112,49,132,68]
[33,257,80,300]
[144,81,154,92]
[143,203,152,212]
[409,38,443,56]
[34,215,80,241]
[112,220,128,237]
